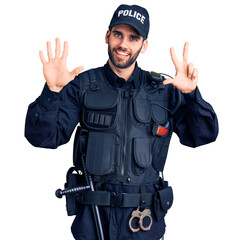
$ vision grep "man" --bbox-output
[25,4,218,240]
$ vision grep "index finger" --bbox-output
[61,41,68,60]
[183,42,189,63]
[170,47,180,68]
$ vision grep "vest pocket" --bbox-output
[133,97,168,124]
[83,90,118,130]
[152,134,172,172]
[86,132,115,175]
[150,99,168,124]
[132,137,152,175]
[133,98,151,123]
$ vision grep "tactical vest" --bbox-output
[73,67,180,186]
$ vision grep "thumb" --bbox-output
[163,78,174,85]
[71,66,84,76]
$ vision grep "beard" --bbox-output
[108,43,143,69]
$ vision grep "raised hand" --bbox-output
[163,42,198,94]
[39,38,84,92]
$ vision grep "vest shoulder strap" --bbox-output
[78,67,102,91]
[88,69,99,91]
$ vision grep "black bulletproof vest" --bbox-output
[74,67,174,186]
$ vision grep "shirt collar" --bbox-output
[103,61,141,89]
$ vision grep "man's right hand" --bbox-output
[39,38,84,92]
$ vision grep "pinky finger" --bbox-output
[192,68,199,80]
[39,51,47,64]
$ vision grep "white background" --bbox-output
[0,0,242,239]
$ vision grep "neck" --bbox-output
[108,59,136,81]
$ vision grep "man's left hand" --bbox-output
[163,42,198,94]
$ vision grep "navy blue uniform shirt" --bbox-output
[24,62,218,239]
[25,62,218,149]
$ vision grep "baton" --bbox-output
[55,185,90,198]
[81,154,104,240]
[55,158,104,239]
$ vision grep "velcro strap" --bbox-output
[88,69,99,91]
[80,191,153,208]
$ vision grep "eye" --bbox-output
[130,35,140,42]
[113,31,122,38]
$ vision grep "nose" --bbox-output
[118,37,129,50]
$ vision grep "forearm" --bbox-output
[25,77,81,149]
[173,87,219,148]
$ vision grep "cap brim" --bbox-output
[109,20,147,39]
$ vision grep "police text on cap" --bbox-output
[118,10,146,24]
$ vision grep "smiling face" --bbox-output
[105,24,148,70]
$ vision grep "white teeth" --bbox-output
[116,51,128,56]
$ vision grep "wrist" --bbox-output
[181,85,197,94]
[47,84,63,93]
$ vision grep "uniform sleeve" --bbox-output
[171,87,219,148]
[25,75,82,149]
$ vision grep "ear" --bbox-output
[105,30,110,44]
[140,39,148,54]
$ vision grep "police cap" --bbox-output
[109,4,150,39]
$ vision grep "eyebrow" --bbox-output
[112,30,122,35]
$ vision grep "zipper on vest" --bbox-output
[120,91,130,177]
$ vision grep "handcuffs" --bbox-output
[129,207,153,232]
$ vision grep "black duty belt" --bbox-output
[79,191,154,208]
